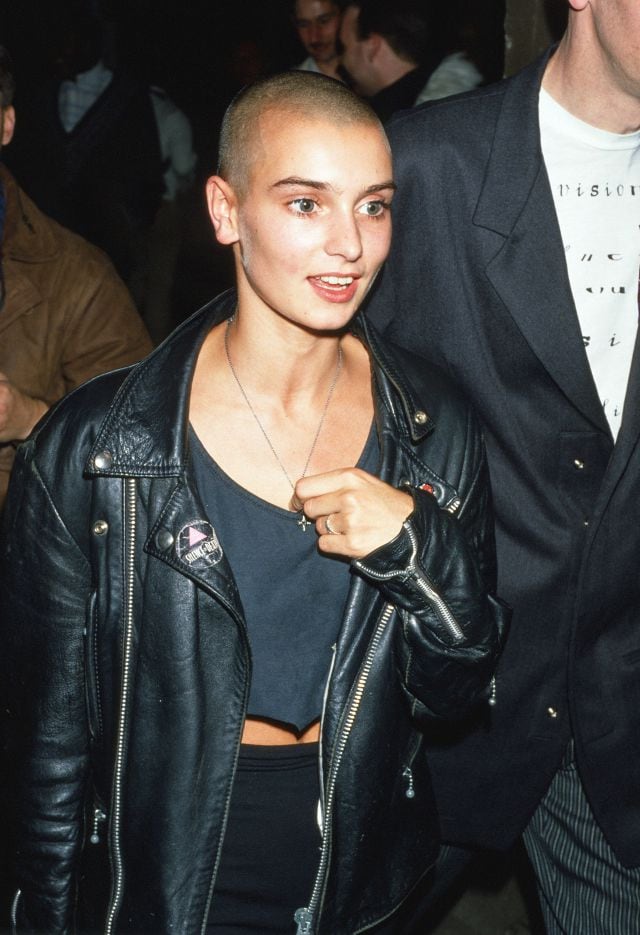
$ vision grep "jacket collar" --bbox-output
[473,50,552,236]
[0,165,59,264]
[356,313,434,442]
[87,291,433,478]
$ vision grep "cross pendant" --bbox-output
[297,513,311,532]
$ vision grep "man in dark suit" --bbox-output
[367,0,640,931]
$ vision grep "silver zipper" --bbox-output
[10,889,21,932]
[199,743,243,934]
[356,520,464,643]
[317,643,338,826]
[199,683,248,935]
[104,478,137,935]
[407,565,465,642]
[294,602,395,934]
[199,592,252,935]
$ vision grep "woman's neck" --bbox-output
[223,310,346,408]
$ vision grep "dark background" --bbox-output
[0,0,506,178]
[0,1,506,320]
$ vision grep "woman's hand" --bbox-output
[292,468,413,559]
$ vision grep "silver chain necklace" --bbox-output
[224,317,343,531]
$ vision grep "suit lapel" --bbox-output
[474,53,609,436]
[599,315,640,495]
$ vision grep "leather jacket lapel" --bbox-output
[86,291,236,478]
[145,476,244,622]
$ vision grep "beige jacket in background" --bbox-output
[0,165,152,508]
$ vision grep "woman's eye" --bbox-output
[291,198,317,214]
[359,200,387,218]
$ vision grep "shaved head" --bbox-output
[217,70,383,198]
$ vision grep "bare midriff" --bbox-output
[241,716,320,745]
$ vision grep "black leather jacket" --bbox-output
[1,291,508,934]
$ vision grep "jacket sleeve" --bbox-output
[353,411,509,722]
[58,249,153,396]
[0,441,91,933]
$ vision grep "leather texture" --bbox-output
[1,291,507,933]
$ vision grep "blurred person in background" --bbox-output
[5,10,164,288]
[0,43,152,512]
[136,85,197,342]
[340,0,482,122]
[293,0,345,80]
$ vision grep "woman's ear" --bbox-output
[206,175,240,245]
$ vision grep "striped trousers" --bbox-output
[523,741,640,933]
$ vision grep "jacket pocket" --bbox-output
[84,590,103,743]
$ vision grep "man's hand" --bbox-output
[292,468,413,559]
[0,372,48,443]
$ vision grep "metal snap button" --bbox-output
[92,520,109,536]
[93,450,113,471]
[156,529,175,551]
[547,707,558,719]
[573,459,585,470]
[414,410,428,425]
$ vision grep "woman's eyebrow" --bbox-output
[271,177,330,191]
[271,177,397,194]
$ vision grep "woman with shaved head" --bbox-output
[1,72,507,934]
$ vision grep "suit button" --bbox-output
[573,459,585,470]
[93,450,112,471]
[547,707,558,719]
[92,520,109,536]
[414,410,428,425]
[156,529,174,551]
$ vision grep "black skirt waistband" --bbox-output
[237,742,318,770]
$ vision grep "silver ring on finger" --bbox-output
[325,514,339,535]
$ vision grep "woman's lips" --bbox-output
[308,274,360,303]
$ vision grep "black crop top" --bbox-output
[189,423,379,731]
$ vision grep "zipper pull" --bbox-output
[294,907,314,934]
[90,807,107,844]
[402,765,415,799]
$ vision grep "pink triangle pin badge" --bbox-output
[176,520,223,568]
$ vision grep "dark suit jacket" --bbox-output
[367,51,640,867]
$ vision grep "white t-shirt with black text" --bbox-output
[539,87,640,439]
